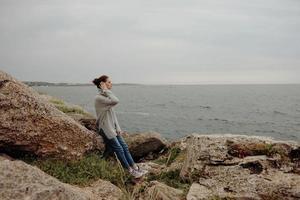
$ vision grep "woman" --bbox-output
[93,75,147,178]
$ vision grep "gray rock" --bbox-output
[141,181,184,200]
[182,134,300,200]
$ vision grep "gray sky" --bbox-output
[1,0,300,84]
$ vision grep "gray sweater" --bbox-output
[94,89,121,139]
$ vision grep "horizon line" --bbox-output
[23,81,300,86]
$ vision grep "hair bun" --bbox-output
[92,75,108,89]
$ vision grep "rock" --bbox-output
[81,179,123,200]
[137,161,164,175]
[141,181,184,200]
[0,153,14,161]
[186,183,213,200]
[239,155,267,174]
[290,147,300,161]
[78,118,98,132]
[180,134,300,199]
[227,140,293,158]
[0,70,103,159]
[0,157,123,200]
[124,131,168,161]
[272,143,293,156]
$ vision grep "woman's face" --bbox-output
[105,78,112,89]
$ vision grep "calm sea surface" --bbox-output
[33,85,300,141]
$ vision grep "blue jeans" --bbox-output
[102,130,135,169]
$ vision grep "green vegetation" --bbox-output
[150,146,190,194]
[55,104,87,115]
[49,98,65,105]
[23,153,141,199]
[25,153,131,188]
[153,147,182,166]
[49,98,91,116]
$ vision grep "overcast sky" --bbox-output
[0,0,299,84]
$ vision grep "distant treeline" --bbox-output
[23,81,141,87]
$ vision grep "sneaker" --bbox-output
[129,169,144,178]
[136,166,148,175]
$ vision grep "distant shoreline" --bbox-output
[24,81,300,87]
[24,82,142,87]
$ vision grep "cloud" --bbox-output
[0,0,299,84]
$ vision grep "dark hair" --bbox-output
[93,75,109,89]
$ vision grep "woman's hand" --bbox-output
[117,130,129,137]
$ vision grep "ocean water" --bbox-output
[33,85,300,141]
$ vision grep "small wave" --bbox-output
[169,100,176,104]
[153,103,166,107]
[273,110,288,115]
[209,118,229,122]
[199,105,211,109]
[255,129,281,134]
[179,105,211,109]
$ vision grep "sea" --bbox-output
[33,84,300,142]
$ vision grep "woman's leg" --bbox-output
[98,129,113,159]
[116,135,135,167]
[107,136,130,169]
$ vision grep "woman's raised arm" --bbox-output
[95,90,119,106]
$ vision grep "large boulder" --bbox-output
[181,134,300,199]
[0,157,123,200]
[124,131,168,161]
[0,70,103,159]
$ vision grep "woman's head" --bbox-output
[93,75,112,89]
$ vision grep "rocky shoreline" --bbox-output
[1,70,300,200]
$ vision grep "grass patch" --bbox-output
[153,147,182,166]
[49,97,90,116]
[55,104,87,115]
[25,153,131,188]
[49,98,65,105]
